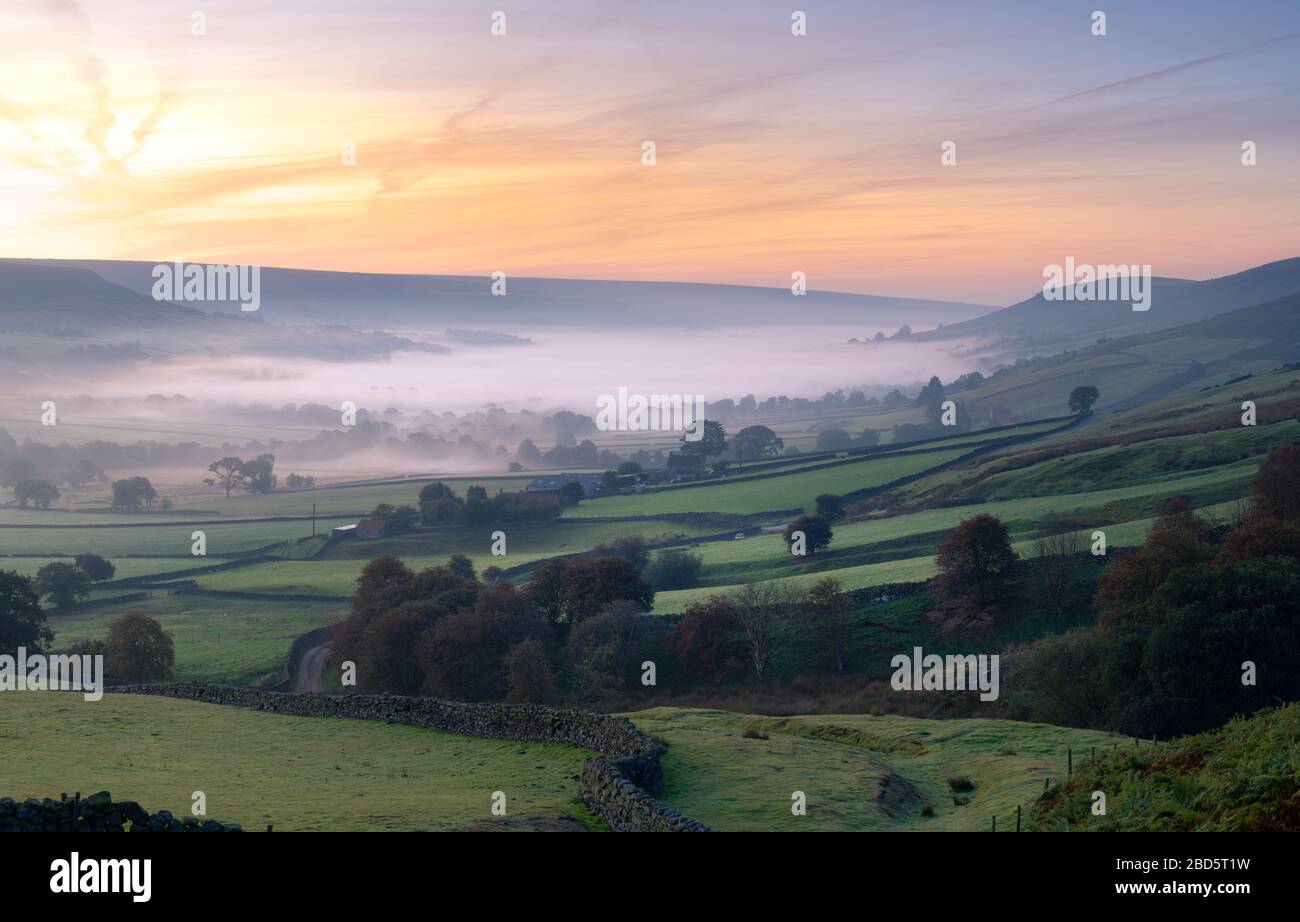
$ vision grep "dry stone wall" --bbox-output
[0,791,242,832]
[115,684,709,832]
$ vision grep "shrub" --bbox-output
[644,549,703,590]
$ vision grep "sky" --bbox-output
[1,0,1298,304]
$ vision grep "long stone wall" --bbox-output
[0,791,242,832]
[114,684,708,832]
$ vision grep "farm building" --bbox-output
[355,518,389,539]
[524,473,605,498]
[666,452,707,479]
[334,518,389,539]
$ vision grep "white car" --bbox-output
[734,532,747,540]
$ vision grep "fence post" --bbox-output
[266,824,273,833]
[1068,748,1072,777]
[1016,805,1021,832]
[992,815,996,832]
[73,792,81,831]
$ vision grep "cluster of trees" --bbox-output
[205,454,277,497]
[30,554,118,608]
[0,569,174,682]
[666,578,854,683]
[588,535,704,591]
[111,476,158,510]
[1011,446,1300,739]
[1,452,105,493]
[330,552,657,703]
[415,481,561,526]
[781,493,843,557]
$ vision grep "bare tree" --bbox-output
[808,576,853,674]
[731,582,803,683]
[1032,526,1084,617]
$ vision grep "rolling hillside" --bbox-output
[918,256,1300,349]
[3,258,994,330]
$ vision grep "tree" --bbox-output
[858,428,881,448]
[815,429,854,451]
[734,425,783,461]
[109,476,157,510]
[526,556,654,624]
[1140,558,1300,738]
[1093,498,1213,629]
[1068,385,1100,415]
[1251,445,1300,523]
[558,481,585,507]
[14,480,59,508]
[241,453,277,494]
[813,494,845,521]
[915,375,945,412]
[516,439,543,465]
[593,535,650,571]
[33,562,90,609]
[503,638,557,704]
[285,472,315,489]
[600,470,620,494]
[1031,524,1085,617]
[666,596,746,684]
[104,612,175,683]
[643,549,703,590]
[567,601,646,702]
[784,514,833,556]
[1013,629,1117,729]
[933,513,1018,611]
[0,459,37,488]
[808,576,852,674]
[680,420,728,458]
[731,583,802,683]
[206,457,247,497]
[616,461,643,476]
[0,570,52,654]
[75,554,116,582]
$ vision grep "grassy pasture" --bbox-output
[162,475,535,517]
[0,693,598,831]
[46,596,347,686]
[629,708,1117,831]
[0,517,354,557]
[565,446,973,519]
[0,557,192,581]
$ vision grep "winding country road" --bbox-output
[294,644,330,693]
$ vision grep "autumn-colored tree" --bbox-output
[1251,445,1300,523]
[104,612,174,683]
[665,596,746,684]
[933,513,1018,611]
[503,638,558,704]
[1094,498,1213,630]
[1216,516,1300,565]
[526,555,653,624]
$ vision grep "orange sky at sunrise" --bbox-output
[2,0,1298,304]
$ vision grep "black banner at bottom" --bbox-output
[0,831,1286,908]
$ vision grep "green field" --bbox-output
[163,475,535,517]
[0,517,353,557]
[629,708,1117,831]
[0,557,198,581]
[0,693,598,831]
[566,446,973,519]
[46,597,346,686]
